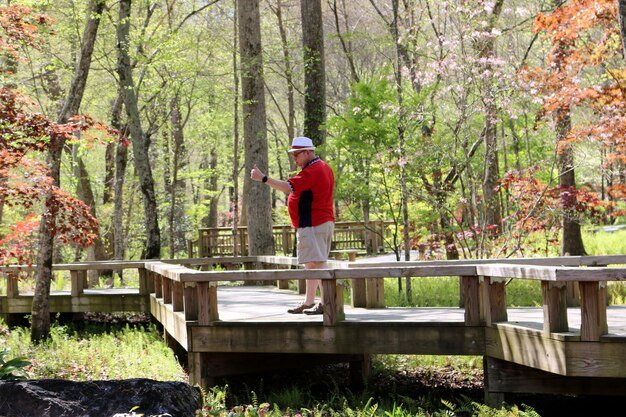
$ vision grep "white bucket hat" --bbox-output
[288,136,316,152]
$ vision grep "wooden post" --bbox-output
[138,268,148,295]
[162,277,172,304]
[349,354,371,387]
[322,279,345,326]
[197,282,219,324]
[184,283,198,320]
[566,281,580,307]
[599,281,608,334]
[461,275,480,326]
[480,276,507,326]
[146,270,155,294]
[483,356,507,408]
[154,274,163,298]
[541,281,568,333]
[277,265,290,290]
[6,272,19,298]
[487,278,507,325]
[579,281,607,341]
[188,352,214,389]
[282,227,290,255]
[70,270,85,296]
[351,277,367,308]
[172,281,184,312]
[365,278,385,308]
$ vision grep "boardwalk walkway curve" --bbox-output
[3,254,626,405]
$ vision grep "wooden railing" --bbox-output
[144,254,626,341]
[188,221,393,257]
[0,257,260,317]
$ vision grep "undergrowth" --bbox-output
[0,320,185,381]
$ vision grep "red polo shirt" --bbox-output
[287,157,335,229]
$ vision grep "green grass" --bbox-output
[383,277,544,308]
[582,229,626,255]
[0,321,185,381]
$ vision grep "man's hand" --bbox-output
[250,164,265,182]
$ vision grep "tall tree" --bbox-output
[116,0,161,259]
[300,0,326,147]
[232,0,241,256]
[477,0,505,235]
[31,0,105,342]
[238,0,273,255]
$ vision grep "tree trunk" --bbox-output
[116,0,161,259]
[300,0,326,147]
[167,96,187,258]
[479,0,504,236]
[619,0,626,57]
[232,0,241,256]
[238,0,274,256]
[32,0,104,342]
[75,155,112,285]
[273,0,296,144]
[208,150,219,228]
[557,112,586,256]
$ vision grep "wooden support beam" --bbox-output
[188,352,214,389]
[461,275,480,326]
[365,278,385,308]
[162,276,172,304]
[183,283,198,321]
[70,270,85,296]
[541,281,568,333]
[197,282,219,325]
[322,279,345,326]
[579,281,607,341]
[349,354,371,388]
[172,281,184,312]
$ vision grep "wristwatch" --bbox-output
[262,175,268,183]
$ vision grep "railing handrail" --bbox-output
[350,254,626,268]
[143,258,626,284]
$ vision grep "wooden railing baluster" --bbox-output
[172,281,184,312]
[541,281,568,333]
[162,277,172,304]
[154,274,163,298]
[184,283,198,320]
[70,270,85,296]
[6,271,19,298]
[579,281,607,341]
[461,275,480,326]
[322,278,344,326]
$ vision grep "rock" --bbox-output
[0,378,202,417]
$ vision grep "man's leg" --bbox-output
[304,261,326,304]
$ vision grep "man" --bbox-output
[250,136,335,315]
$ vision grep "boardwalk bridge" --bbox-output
[2,254,626,405]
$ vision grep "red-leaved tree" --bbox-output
[1,4,112,326]
[527,0,624,228]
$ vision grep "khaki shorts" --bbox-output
[296,221,334,264]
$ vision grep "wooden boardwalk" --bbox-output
[215,286,626,336]
[3,254,626,404]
